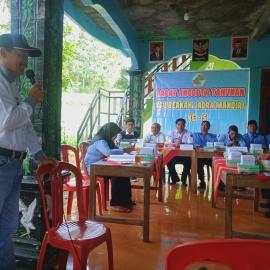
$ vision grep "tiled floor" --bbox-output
[16,178,270,270]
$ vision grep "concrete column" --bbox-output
[128,69,143,136]
[11,0,64,160]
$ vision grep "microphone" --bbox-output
[25,69,36,85]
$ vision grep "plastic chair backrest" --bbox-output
[36,161,86,229]
[78,141,90,176]
[78,141,90,160]
[166,239,270,270]
[61,144,81,169]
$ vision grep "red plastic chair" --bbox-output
[36,162,114,270]
[79,141,109,211]
[166,239,270,270]
[61,144,102,216]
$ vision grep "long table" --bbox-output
[222,171,270,239]
[90,160,153,242]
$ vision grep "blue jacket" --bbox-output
[193,132,217,148]
[242,133,266,148]
[218,133,246,147]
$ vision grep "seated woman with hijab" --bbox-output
[84,122,134,212]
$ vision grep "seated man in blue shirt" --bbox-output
[218,125,246,147]
[243,120,265,149]
[167,118,192,185]
[193,121,217,189]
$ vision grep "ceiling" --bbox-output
[118,0,270,40]
[73,0,270,40]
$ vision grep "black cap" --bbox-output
[0,33,41,57]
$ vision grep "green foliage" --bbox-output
[22,155,31,176]
[0,1,10,34]
[0,23,9,33]
[143,98,153,123]
[113,69,129,90]
[62,24,76,91]
[62,15,130,93]
[61,128,77,147]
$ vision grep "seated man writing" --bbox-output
[218,125,246,147]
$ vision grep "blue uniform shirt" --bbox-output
[218,133,246,147]
[193,132,217,148]
[242,133,266,148]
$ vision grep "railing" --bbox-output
[116,90,129,129]
[144,54,192,98]
[77,89,125,145]
[77,55,191,145]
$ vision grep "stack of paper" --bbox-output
[108,154,135,163]
[226,146,248,153]
[228,151,241,162]
[250,144,263,154]
[143,143,156,148]
[140,147,156,156]
[240,155,256,166]
[207,142,214,148]
[214,142,225,147]
[180,144,194,150]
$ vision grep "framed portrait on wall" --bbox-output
[192,39,209,61]
[231,36,248,60]
[149,41,164,62]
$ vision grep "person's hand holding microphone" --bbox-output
[26,69,44,102]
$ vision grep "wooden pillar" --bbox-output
[128,69,143,136]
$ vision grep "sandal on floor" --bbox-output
[110,206,132,213]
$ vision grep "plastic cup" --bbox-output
[135,155,142,165]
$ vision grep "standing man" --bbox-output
[193,121,217,189]
[0,33,47,269]
[243,120,265,149]
[167,118,192,185]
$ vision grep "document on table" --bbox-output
[108,155,135,163]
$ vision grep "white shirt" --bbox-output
[144,132,166,143]
[169,129,192,144]
[0,72,42,154]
